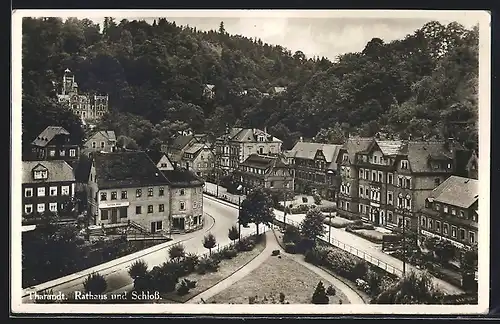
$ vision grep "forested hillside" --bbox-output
[22,17,479,152]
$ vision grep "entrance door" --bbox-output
[111,208,118,224]
[151,222,156,233]
[374,210,380,226]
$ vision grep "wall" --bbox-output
[22,181,75,215]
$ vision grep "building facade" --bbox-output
[233,154,294,195]
[146,150,175,171]
[22,161,76,221]
[56,69,109,125]
[287,141,342,200]
[418,176,478,248]
[180,143,215,179]
[337,138,464,232]
[31,126,80,164]
[166,134,208,166]
[82,130,117,156]
[87,151,204,234]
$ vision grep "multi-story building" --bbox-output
[233,154,294,195]
[180,143,215,179]
[87,151,204,233]
[30,126,80,164]
[215,127,283,176]
[166,134,208,167]
[82,130,117,156]
[56,69,109,125]
[418,176,478,248]
[22,160,76,221]
[466,151,479,180]
[287,140,343,200]
[146,150,175,171]
[337,137,467,232]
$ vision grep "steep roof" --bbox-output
[31,126,70,147]
[170,135,195,151]
[240,154,288,169]
[231,128,282,143]
[22,161,75,184]
[160,170,204,188]
[403,141,453,173]
[375,140,405,156]
[184,143,206,155]
[87,130,116,142]
[145,150,169,165]
[341,137,375,163]
[290,142,343,163]
[73,155,93,183]
[93,151,170,189]
[428,176,478,209]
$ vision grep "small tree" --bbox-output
[300,207,326,246]
[169,243,186,261]
[311,281,329,304]
[228,225,239,244]
[128,259,148,280]
[434,240,456,264]
[83,272,107,295]
[203,233,217,255]
[283,225,301,244]
[239,187,275,235]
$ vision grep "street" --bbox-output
[21,195,266,303]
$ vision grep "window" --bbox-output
[33,170,48,180]
[365,188,369,196]
[378,172,383,182]
[159,204,165,212]
[387,211,393,222]
[69,149,76,157]
[372,171,376,181]
[359,187,364,197]
[470,232,475,244]
[49,202,58,212]
[136,206,142,214]
[451,208,456,215]
[37,203,45,213]
[24,188,33,197]
[359,170,364,178]
[148,205,153,213]
[49,150,56,157]
[443,223,449,235]
[358,204,363,213]
[447,163,452,169]
[61,186,70,195]
[121,191,128,199]
[60,150,66,156]
[401,160,409,169]
[459,229,465,240]
[443,205,448,213]
[180,202,185,210]
[24,204,33,214]
[451,226,457,238]
[346,202,350,210]
[101,209,109,220]
[387,191,393,204]
[434,178,441,186]
[152,221,163,232]
[148,188,154,197]
[425,199,430,208]
[100,141,105,149]
[398,177,403,187]
[92,142,96,148]
[459,210,465,218]
[119,207,127,218]
[193,202,198,209]
[111,191,117,200]
[428,219,433,229]
[37,187,45,197]
[100,192,107,201]
[435,203,440,211]
[388,173,393,184]
[373,156,378,163]
[421,216,426,226]
[136,189,142,197]
[472,213,478,222]
[270,181,275,188]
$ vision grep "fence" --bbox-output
[203,188,241,206]
[273,216,403,277]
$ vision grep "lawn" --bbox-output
[160,238,267,303]
[350,229,384,243]
[283,195,336,208]
[206,253,350,304]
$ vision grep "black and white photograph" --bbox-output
[11,9,490,314]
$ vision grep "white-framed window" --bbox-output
[61,186,70,195]
[60,150,66,156]
[451,226,457,238]
[460,210,465,218]
[49,202,58,212]
[69,149,76,157]
[428,219,433,229]
[180,202,185,210]
[401,160,409,169]
[100,141,105,148]
[421,216,426,226]
[49,150,56,157]
[443,223,449,235]
[33,170,48,180]
[49,186,58,196]
[24,204,33,214]
[436,221,441,232]
[451,208,456,215]
[443,205,449,213]
[37,203,45,213]
[24,188,33,197]
[180,189,185,196]
[459,228,466,241]
[37,187,45,197]
[387,191,393,205]
[92,142,96,148]
[470,232,475,244]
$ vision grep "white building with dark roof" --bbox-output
[30,126,80,164]
[83,130,117,156]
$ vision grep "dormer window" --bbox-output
[401,160,409,169]
[342,153,348,162]
[33,170,48,180]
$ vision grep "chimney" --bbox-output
[299,136,303,142]
[264,126,267,135]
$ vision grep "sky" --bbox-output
[59,10,483,61]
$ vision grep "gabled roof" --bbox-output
[184,143,207,155]
[22,161,75,184]
[427,176,478,209]
[170,135,195,151]
[31,126,70,147]
[273,87,286,93]
[231,128,282,143]
[160,170,204,188]
[340,137,375,163]
[86,130,116,142]
[205,84,215,90]
[403,141,452,173]
[290,142,343,164]
[93,151,170,189]
[240,154,288,169]
[375,140,405,156]
[145,150,169,165]
[217,127,243,141]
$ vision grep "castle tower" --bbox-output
[62,68,76,95]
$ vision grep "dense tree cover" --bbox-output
[22,18,479,152]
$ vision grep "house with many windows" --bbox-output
[287,140,343,200]
[22,160,76,221]
[82,130,117,156]
[418,176,478,248]
[180,143,215,179]
[87,151,204,234]
[166,134,209,167]
[30,126,80,164]
[337,137,467,232]
[233,154,294,195]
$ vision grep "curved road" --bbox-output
[21,196,264,304]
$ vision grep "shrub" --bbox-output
[177,279,190,296]
[284,242,297,254]
[128,259,148,280]
[183,253,200,273]
[196,255,220,274]
[236,237,255,252]
[169,244,186,261]
[162,260,187,278]
[223,248,238,259]
[313,194,322,205]
[346,222,375,231]
[311,281,329,304]
[279,292,286,303]
[83,272,107,295]
[283,225,301,243]
[272,250,280,256]
[185,278,197,289]
[248,296,256,304]
[326,285,336,296]
[203,233,217,255]
[228,225,239,243]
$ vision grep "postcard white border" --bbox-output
[11,9,491,315]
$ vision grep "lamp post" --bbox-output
[237,184,243,239]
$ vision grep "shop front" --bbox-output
[98,201,130,225]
